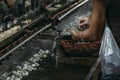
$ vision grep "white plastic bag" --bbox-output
[99,26,120,80]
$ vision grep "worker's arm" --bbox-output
[71,0,106,41]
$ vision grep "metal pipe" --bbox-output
[58,0,89,20]
[85,56,101,80]
[0,23,52,61]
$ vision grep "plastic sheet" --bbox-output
[100,26,120,80]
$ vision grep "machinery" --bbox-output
[0,0,101,80]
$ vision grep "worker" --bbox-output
[71,0,120,79]
[71,0,120,47]
[15,0,25,17]
[31,0,39,11]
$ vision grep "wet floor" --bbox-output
[22,63,92,80]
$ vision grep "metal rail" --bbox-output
[58,0,89,20]
[0,23,52,61]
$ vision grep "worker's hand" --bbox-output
[71,29,81,41]
[79,17,89,29]
[70,17,90,41]
[71,28,97,42]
